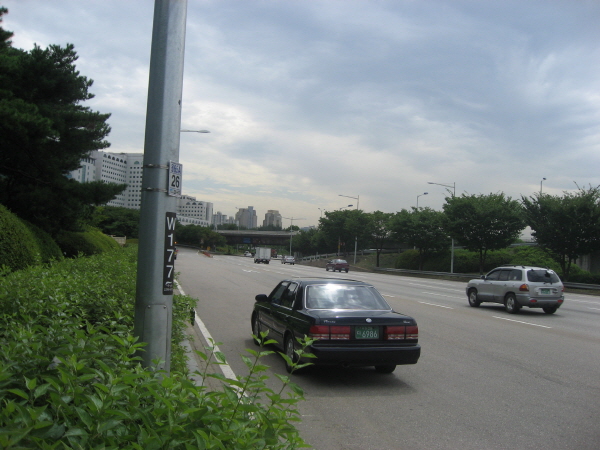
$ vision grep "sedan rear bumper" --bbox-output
[308,344,421,366]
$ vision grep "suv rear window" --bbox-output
[527,269,560,283]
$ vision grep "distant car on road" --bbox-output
[251,278,420,373]
[281,256,295,265]
[466,265,564,314]
[326,259,349,273]
[243,251,252,257]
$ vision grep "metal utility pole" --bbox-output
[134,0,188,373]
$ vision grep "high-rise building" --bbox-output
[69,151,213,226]
[263,210,282,228]
[177,195,213,227]
[68,150,144,209]
[213,211,236,227]
[235,206,257,229]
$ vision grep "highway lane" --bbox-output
[176,248,600,450]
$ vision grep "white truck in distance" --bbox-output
[254,247,271,264]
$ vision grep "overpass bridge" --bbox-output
[216,230,298,246]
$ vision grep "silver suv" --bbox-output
[466,265,564,314]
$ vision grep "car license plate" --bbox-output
[355,326,379,339]
[540,288,552,294]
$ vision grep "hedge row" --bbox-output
[395,246,600,283]
[0,204,63,273]
[0,245,308,449]
[0,204,121,274]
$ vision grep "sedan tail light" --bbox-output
[406,325,418,341]
[309,325,351,340]
[330,326,351,340]
[384,326,405,340]
[309,325,330,340]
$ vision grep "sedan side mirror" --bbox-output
[255,294,268,303]
[480,275,486,280]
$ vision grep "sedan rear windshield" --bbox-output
[527,270,561,283]
[306,285,391,310]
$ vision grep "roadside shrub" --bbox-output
[567,265,600,284]
[394,249,420,270]
[508,246,560,271]
[0,204,41,272]
[22,220,64,264]
[0,245,308,448]
[55,226,120,257]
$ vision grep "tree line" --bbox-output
[293,188,600,281]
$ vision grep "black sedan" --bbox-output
[251,278,420,374]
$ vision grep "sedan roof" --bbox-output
[283,277,369,286]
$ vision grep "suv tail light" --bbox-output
[519,284,529,292]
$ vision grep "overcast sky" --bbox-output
[4,0,600,227]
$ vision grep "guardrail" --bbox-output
[373,267,600,290]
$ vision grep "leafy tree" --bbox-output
[91,206,140,238]
[0,9,124,236]
[318,209,371,257]
[521,186,600,280]
[368,211,394,267]
[443,193,525,273]
[390,207,450,270]
[175,224,226,250]
[291,228,319,255]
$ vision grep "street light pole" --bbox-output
[282,216,305,255]
[180,129,210,133]
[338,194,360,264]
[134,0,188,373]
[428,181,456,273]
[540,177,546,195]
[417,192,428,208]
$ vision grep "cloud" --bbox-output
[4,0,600,225]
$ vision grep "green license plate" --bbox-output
[355,326,379,339]
[540,288,552,294]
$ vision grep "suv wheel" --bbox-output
[505,293,521,314]
[543,306,558,314]
[468,289,480,307]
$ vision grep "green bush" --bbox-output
[0,245,308,448]
[22,220,64,264]
[55,226,120,257]
[507,246,560,272]
[0,204,42,272]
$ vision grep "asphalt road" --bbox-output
[176,248,600,450]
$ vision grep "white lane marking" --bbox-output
[176,281,237,380]
[492,316,552,328]
[419,301,453,309]
[423,291,463,299]
[589,307,600,311]
[567,298,600,305]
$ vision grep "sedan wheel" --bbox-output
[252,315,261,346]
[284,335,297,374]
[468,289,480,307]
[375,364,396,374]
[543,306,558,314]
[505,293,520,314]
